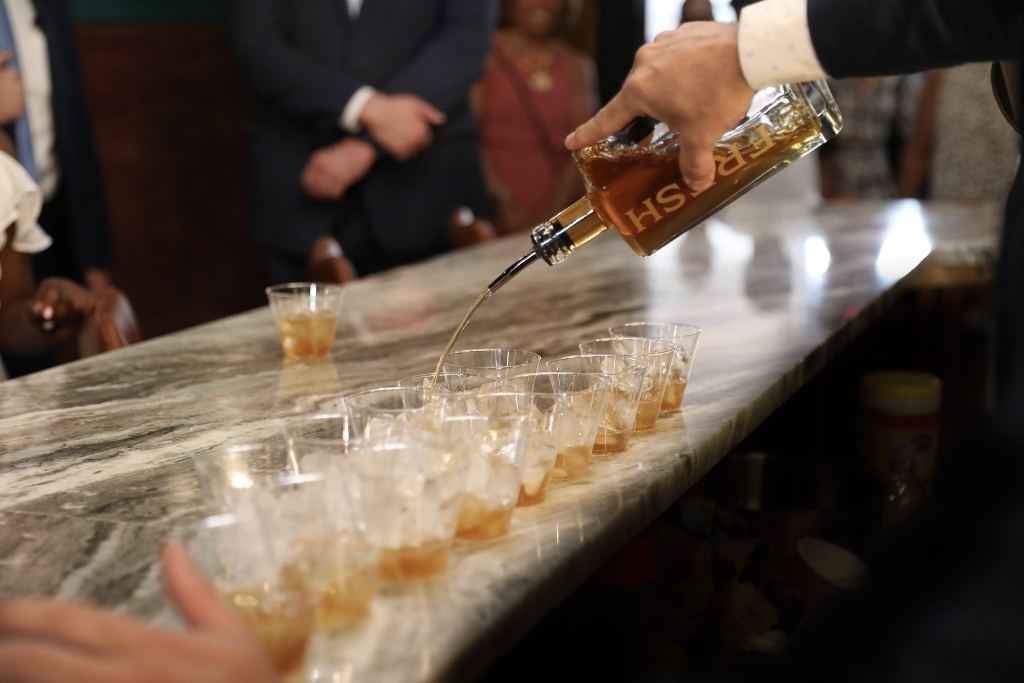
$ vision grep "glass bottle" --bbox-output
[488,81,843,290]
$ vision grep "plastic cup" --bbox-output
[343,386,452,444]
[347,441,468,581]
[193,443,303,514]
[609,322,701,411]
[442,349,541,391]
[441,414,529,540]
[579,338,676,430]
[499,372,609,478]
[546,355,649,454]
[266,283,344,359]
[398,372,502,393]
[451,390,568,507]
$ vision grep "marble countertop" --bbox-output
[0,200,1002,681]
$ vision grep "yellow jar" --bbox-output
[860,371,942,486]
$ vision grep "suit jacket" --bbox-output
[807,0,1024,396]
[230,0,496,258]
[33,0,112,273]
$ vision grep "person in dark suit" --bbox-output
[0,0,113,377]
[229,0,496,283]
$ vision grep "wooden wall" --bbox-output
[76,24,265,339]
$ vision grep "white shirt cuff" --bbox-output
[339,86,377,133]
[737,0,829,90]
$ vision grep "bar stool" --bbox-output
[308,235,358,284]
[77,286,142,357]
[448,206,496,249]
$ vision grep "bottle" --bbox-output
[487,81,843,291]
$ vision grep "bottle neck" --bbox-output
[530,196,608,265]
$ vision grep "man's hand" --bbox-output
[31,277,94,339]
[0,50,25,126]
[359,92,446,162]
[565,22,755,192]
[301,137,377,201]
[84,267,113,296]
[0,542,279,683]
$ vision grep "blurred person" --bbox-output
[230,0,495,282]
[473,0,596,234]
[818,76,921,199]
[0,541,278,683]
[0,147,93,379]
[899,64,1020,201]
[0,0,113,377]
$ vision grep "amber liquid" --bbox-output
[661,379,687,412]
[431,289,491,388]
[517,472,551,506]
[456,493,516,540]
[552,444,592,478]
[592,428,629,454]
[315,564,379,627]
[577,103,824,257]
[275,311,339,359]
[634,395,663,430]
[226,587,315,676]
[379,538,452,581]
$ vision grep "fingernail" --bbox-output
[689,177,712,192]
[43,306,53,319]
[564,132,576,148]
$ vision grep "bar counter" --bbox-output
[0,200,1001,681]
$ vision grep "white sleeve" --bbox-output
[737,0,829,90]
[0,151,52,258]
[338,86,378,134]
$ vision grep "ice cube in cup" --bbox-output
[579,338,676,430]
[266,283,344,359]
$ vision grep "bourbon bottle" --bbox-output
[487,81,842,291]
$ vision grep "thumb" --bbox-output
[0,50,11,67]
[418,100,447,126]
[565,90,643,150]
[162,540,248,635]
[676,132,718,192]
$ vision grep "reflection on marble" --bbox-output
[0,201,1002,681]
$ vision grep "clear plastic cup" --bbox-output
[193,443,303,514]
[343,386,452,443]
[451,391,568,507]
[266,283,344,359]
[546,355,649,454]
[442,414,529,540]
[281,413,360,460]
[579,338,677,431]
[499,372,609,478]
[442,349,541,391]
[608,322,701,411]
[186,508,322,676]
[398,372,502,394]
[348,441,468,581]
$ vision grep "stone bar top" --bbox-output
[0,200,1002,681]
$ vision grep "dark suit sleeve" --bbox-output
[808,0,1024,78]
[227,0,364,130]
[376,0,496,113]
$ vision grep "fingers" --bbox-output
[675,132,719,192]
[565,90,643,150]
[416,100,446,126]
[0,50,11,68]
[162,541,248,635]
[0,599,153,654]
[0,641,128,683]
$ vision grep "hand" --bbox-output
[31,277,95,339]
[565,22,755,192]
[359,92,446,162]
[0,50,25,126]
[301,137,377,201]
[84,267,113,296]
[0,542,279,683]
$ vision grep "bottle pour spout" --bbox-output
[486,249,540,293]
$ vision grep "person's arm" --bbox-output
[897,70,943,199]
[376,0,497,114]
[227,0,366,132]
[568,0,1024,191]
[0,226,94,357]
[0,542,279,683]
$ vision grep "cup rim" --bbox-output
[441,348,542,369]
[579,337,678,358]
[608,321,702,339]
[545,354,650,376]
[265,282,345,297]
